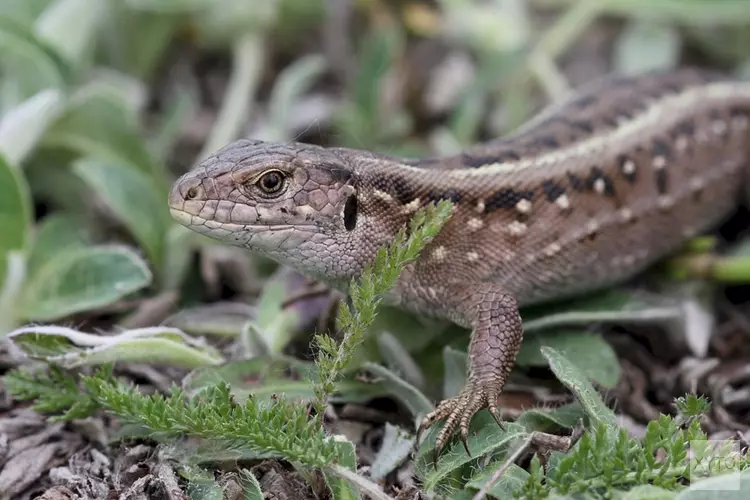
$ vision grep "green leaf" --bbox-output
[0,13,72,98]
[518,331,620,388]
[73,158,169,269]
[26,213,91,278]
[124,0,218,13]
[376,331,425,390]
[369,423,414,481]
[20,244,152,321]
[466,461,530,499]
[621,485,676,500]
[0,89,64,166]
[259,54,327,141]
[34,0,105,69]
[675,469,750,499]
[42,81,165,189]
[0,153,31,283]
[149,86,198,162]
[324,439,361,500]
[186,480,224,500]
[97,3,181,80]
[0,155,33,328]
[514,402,585,432]
[418,421,528,493]
[614,19,680,75]
[249,280,299,355]
[161,223,200,291]
[8,325,223,369]
[238,470,263,500]
[442,345,468,398]
[362,362,434,418]
[541,346,617,428]
[165,302,254,338]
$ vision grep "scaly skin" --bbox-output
[168,68,750,456]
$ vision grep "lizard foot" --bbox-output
[417,378,504,460]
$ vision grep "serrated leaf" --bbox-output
[20,244,152,321]
[0,89,64,166]
[182,357,389,404]
[541,346,617,428]
[7,325,223,368]
[73,158,169,269]
[518,331,620,388]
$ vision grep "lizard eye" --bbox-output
[256,170,285,194]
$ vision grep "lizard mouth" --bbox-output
[169,208,319,231]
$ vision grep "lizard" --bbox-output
[167,67,750,456]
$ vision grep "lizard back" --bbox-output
[361,69,750,306]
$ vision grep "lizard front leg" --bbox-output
[415,282,523,456]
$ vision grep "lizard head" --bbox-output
[168,139,406,287]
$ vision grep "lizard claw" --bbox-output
[417,378,503,460]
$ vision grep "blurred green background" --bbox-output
[2,0,750,335]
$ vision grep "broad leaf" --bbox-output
[20,244,152,321]
[26,213,91,277]
[324,439,361,500]
[0,89,64,166]
[73,158,169,269]
[7,325,223,368]
[614,20,680,75]
[0,14,71,98]
[0,153,31,284]
[466,461,530,499]
[42,81,165,189]
[541,347,617,428]
[34,0,105,69]
[362,362,434,418]
[369,423,414,481]
[518,331,620,388]
[418,420,528,493]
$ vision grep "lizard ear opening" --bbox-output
[343,194,358,231]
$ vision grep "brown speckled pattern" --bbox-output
[169,68,750,456]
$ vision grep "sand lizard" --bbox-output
[168,68,750,455]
